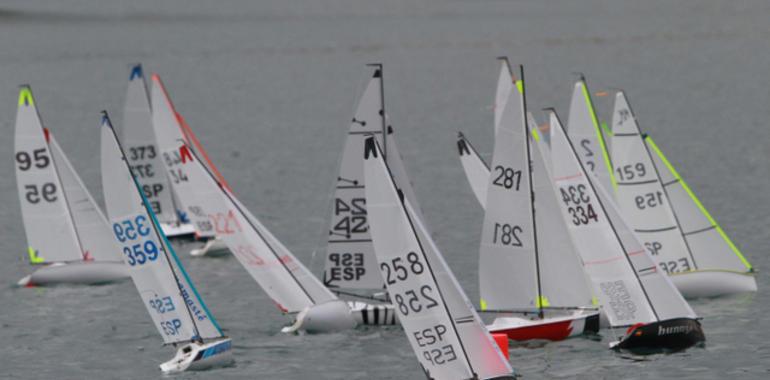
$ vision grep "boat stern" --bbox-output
[160,338,233,374]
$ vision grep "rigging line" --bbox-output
[370,137,478,378]
[553,111,659,322]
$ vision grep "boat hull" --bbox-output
[348,301,400,326]
[670,270,756,298]
[160,338,233,374]
[611,318,705,351]
[190,238,230,257]
[160,222,196,239]
[487,309,600,341]
[18,261,129,287]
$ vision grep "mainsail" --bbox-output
[175,141,337,313]
[122,64,178,224]
[548,110,698,327]
[15,86,83,264]
[150,74,216,239]
[101,112,223,343]
[364,137,514,380]
[566,78,616,193]
[610,92,697,276]
[479,70,539,312]
[322,66,420,292]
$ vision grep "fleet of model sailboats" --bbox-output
[9,59,757,375]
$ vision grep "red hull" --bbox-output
[489,312,600,342]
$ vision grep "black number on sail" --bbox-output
[24,183,57,204]
[492,223,523,246]
[492,165,522,190]
[16,148,50,171]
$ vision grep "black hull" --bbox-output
[585,312,601,334]
[614,318,705,352]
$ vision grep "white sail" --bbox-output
[567,79,616,193]
[610,92,697,277]
[150,74,215,239]
[479,77,539,311]
[364,137,513,380]
[101,113,222,343]
[322,67,420,291]
[122,64,178,224]
[549,111,658,327]
[14,86,83,264]
[531,130,594,308]
[494,58,514,134]
[456,133,489,208]
[175,142,336,313]
[48,134,122,262]
[645,137,752,273]
[591,168,697,322]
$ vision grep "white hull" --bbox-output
[160,222,196,239]
[486,309,600,341]
[281,300,358,333]
[160,338,233,374]
[670,270,757,298]
[18,261,129,287]
[190,238,230,257]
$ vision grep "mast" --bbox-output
[518,66,544,319]
[366,63,386,161]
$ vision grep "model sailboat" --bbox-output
[477,66,599,341]
[122,64,195,239]
[364,136,515,380]
[149,73,229,256]
[548,109,704,350]
[172,137,395,332]
[321,65,421,300]
[101,112,232,372]
[610,92,756,297]
[14,85,128,286]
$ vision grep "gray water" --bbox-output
[1,0,769,378]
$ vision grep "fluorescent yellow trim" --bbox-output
[645,136,753,271]
[601,121,612,136]
[480,298,488,311]
[28,247,44,264]
[591,296,599,306]
[19,87,34,107]
[515,80,524,94]
[531,126,540,142]
[580,83,617,190]
[668,268,755,276]
[535,295,550,308]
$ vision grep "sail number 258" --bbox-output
[380,252,439,316]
